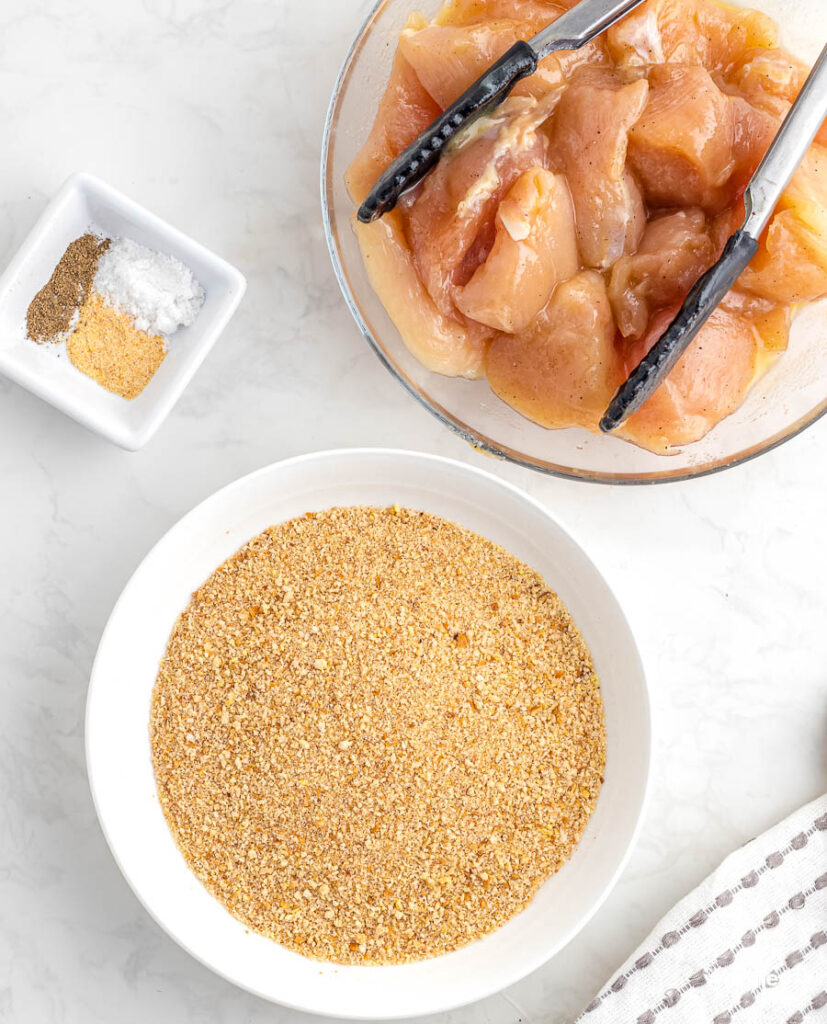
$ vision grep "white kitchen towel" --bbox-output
[577,794,827,1024]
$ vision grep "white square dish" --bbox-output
[0,172,246,450]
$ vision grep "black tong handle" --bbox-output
[599,229,759,434]
[357,41,538,224]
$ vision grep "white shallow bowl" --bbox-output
[0,172,246,450]
[86,449,651,1019]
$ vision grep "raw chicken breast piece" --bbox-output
[354,212,490,378]
[346,52,441,204]
[436,0,569,28]
[728,95,781,191]
[721,289,791,354]
[607,0,777,76]
[434,0,610,82]
[628,64,735,210]
[551,69,649,269]
[406,96,549,319]
[739,144,827,304]
[619,304,759,451]
[398,18,565,106]
[456,167,579,333]
[729,47,827,147]
[608,209,715,338]
[486,271,624,430]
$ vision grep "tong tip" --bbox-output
[599,411,622,434]
[357,197,380,224]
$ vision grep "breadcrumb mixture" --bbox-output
[151,507,606,964]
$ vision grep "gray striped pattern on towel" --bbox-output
[576,795,827,1024]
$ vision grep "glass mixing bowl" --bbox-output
[321,0,827,483]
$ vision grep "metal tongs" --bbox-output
[600,42,827,433]
[357,0,648,224]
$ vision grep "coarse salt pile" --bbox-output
[94,237,205,336]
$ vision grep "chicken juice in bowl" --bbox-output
[323,0,827,482]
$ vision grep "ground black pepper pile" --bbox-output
[25,233,109,342]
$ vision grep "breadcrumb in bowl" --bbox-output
[151,506,606,965]
[87,449,650,1017]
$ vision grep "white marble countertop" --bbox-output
[1,2,826,1022]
